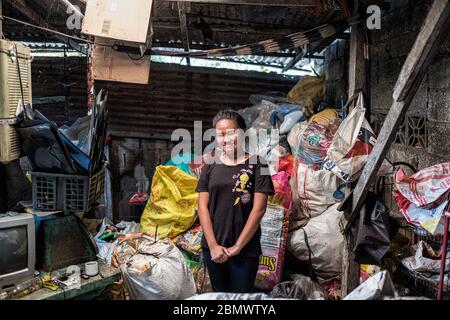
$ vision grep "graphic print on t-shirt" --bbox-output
[232,165,254,205]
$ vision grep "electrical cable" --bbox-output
[14,44,26,106]
[1,15,111,48]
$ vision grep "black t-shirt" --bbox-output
[195,155,275,257]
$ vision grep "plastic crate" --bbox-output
[32,166,105,212]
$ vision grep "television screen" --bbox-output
[0,226,28,275]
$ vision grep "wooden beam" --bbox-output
[178,1,191,65]
[346,0,450,229]
[171,0,315,6]
[340,0,368,297]
[393,0,450,101]
[9,0,86,54]
[342,0,450,297]
[347,24,367,98]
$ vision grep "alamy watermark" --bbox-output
[366,5,382,30]
[170,121,280,176]
[66,5,82,30]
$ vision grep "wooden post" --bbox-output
[341,0,450,296]
[341,0,368,297]
[178,2,191,65]
[0,0,3,38]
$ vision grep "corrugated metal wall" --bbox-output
[32,58,297,133]
[32,57,87,125]
[96,63,297,137]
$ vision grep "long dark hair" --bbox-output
[212,109,247,130]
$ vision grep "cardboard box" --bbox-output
[93,38,151,84]
[82,0,153,44]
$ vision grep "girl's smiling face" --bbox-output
[215,119,242,157]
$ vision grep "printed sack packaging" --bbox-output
[255,205,291,290]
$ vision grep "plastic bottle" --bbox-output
[5,277,43,299]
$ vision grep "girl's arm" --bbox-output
[226,192,268,257]
[198,191,229,263]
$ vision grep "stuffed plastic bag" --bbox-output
[269,275,326,300]
[279,111,305,134]
[394,189,450,235]
[353,192,392,265]
[298,121,338,166]
[287,76,325,116]
[288,122,307,159]
[268,171,292,211]
[401,241,450,275]
[309,108,339,127]
[395,163,450,208]
[141,166,198,239]
[95,218,140,264]
[343,271,397,300]
[237,100,278,129]
[324,93,388,182]
[175,225,203,259]
[290,161,347,225]
[255,205,291,290]
[192,260,213,294]
[287,204,344,281]
[113,233,196,300]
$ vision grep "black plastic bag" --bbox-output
[16,110,89,174]
[353,192,392,265]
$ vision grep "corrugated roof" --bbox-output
[3,0,347,54]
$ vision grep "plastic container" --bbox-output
[31,165,105,212]
[0,277,43,300]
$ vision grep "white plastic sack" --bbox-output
[115,234,196,300]
[324,93,390,182]
[287,203,344,281]
[237,100,278,129]
[401,241,450,275]
[394,189,449,235]
[395,163,450,207]
[393,163,450,235]
[344,271,397,300]
[279,111,304,134]
[291,162,347,224]
[287,122,308,157]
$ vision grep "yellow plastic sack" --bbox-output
[141,166,198,239]
[309,108,338,126]
[287,76,325,116]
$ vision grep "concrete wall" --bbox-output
[370,0,450,170]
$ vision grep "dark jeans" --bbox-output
[203,249,259,293]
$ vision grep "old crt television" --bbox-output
[0,213,35,289]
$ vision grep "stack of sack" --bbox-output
[286,92,392,283]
